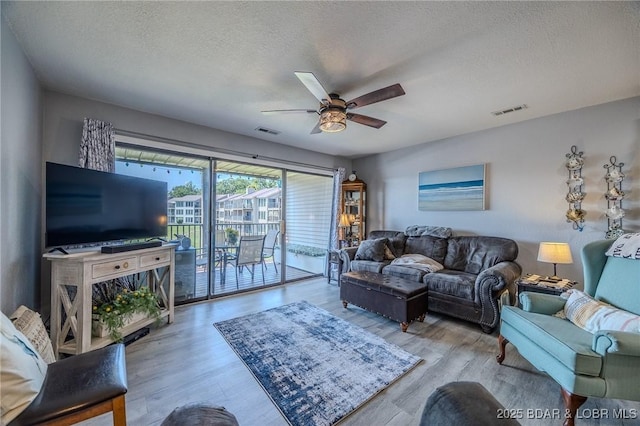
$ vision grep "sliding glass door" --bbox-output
[116,143,333,303]
[213,160,282,295]
[283,171,333,281]
[115,147,211,304]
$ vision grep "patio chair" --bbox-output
[195,248,208,271]
[196,229,227,272]
[215,229,226,246]
[230,235,266,288]
[196,248,223,272]
[262,229,280,273]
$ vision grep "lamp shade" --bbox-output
[339,213,351,227]
[319,108,347,132]
[537,242,573,264]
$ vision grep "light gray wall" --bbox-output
[354,97,639,283]
[43,91,350,172]
[1,14,43,314]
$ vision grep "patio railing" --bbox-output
[165,222,280,251]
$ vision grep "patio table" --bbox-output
[215,244,237,284]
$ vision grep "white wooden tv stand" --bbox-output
[44,244,176,358]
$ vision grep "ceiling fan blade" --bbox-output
[261,109,317,114]
[294,71,332,104]
[310,121,322,134]
[346,113,387,129]
[346,83,405,109]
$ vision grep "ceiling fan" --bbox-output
[262,72,405,134]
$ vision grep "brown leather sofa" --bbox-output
[340,226,521,333]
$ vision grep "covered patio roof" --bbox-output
[116,146,282,179]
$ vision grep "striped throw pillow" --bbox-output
[563,289,640,334]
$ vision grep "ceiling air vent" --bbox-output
[491,104,528,116]
[255,127,280,135]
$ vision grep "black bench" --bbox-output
[340,271,428,332]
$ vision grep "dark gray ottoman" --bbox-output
[161,403,239,426]
[420,382,520,425]
[340,271,428,332]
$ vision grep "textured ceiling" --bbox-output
[3,2,639,158]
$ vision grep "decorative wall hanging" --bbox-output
[565,146,585,231]
[418,164,486,211]
[603,156,625,239]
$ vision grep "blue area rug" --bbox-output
[214,301,421,425]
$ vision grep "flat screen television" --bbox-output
[46,162,168,248]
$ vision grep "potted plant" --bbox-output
[92,277,161,341]
[225,228,239,245]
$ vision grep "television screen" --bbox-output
[46,162,168,247]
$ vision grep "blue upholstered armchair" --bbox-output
[497,239,640,426]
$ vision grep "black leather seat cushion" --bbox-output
[10,344,127,426]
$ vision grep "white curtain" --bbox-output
[78,118,115,172]
[329,167,346,250]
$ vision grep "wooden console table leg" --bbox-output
[79,276,93,354]
[400,322,409,332]
[50,267,61,359]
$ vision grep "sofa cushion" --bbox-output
[355,238,388,262]
[387,234,407,258]
[382,264,429,282]
[368,230,404,240]
[405,225,453,238]
[383,244,396,260]
[444,236,518,274]
[604,232,640,259]
[501,306,602,376]
[1,311,48,424]
[391,254,443,271]
[10,306,56,364]
[350,259,389,273]
[405,235,448,265]
[562,289,640,334]
[423,270,475,300]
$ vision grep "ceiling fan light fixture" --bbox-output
[319,108,347,133]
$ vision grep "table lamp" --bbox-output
[338,213,351,241]
[537,242,573,280]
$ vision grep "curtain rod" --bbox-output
[115,129,338,173]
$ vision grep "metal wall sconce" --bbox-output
[565,145,585,231]
[603,156,625,239]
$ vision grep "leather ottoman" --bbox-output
[340,271,428,332]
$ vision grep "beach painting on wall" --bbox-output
[418,164,486,211]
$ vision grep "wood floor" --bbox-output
[81,278,640,426]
